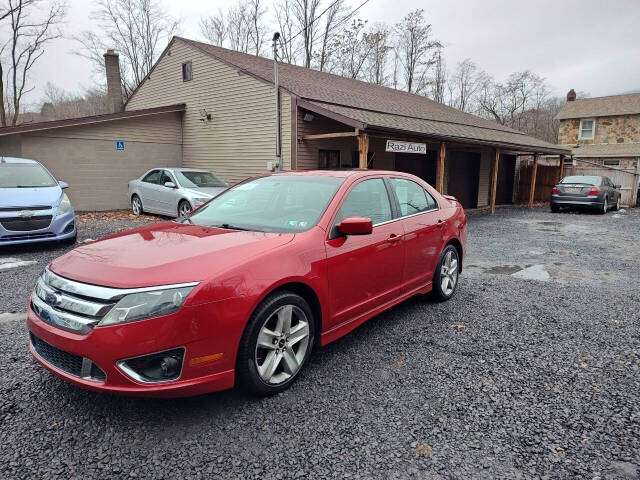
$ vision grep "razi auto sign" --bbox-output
[385,140,427,154]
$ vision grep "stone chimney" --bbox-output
[40,102,56,120]
[566,89,576,102]
[104,49,124,113]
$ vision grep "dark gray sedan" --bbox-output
[551,175,621,214]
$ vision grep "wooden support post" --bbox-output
[436,142,446,193]
[489,149,500,214]
[558,154,565,181]
[528,153,539,208]
[358,133,369,169]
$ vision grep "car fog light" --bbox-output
[117,347,185,384]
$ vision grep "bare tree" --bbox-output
[42,82,108,119]
[327,19,374,79]
[429,47,446,102]
[274,0,298,63]
[248,0,267,55]
[315,0,347,72]
[0,0,66,126]
[227,2,251,53]
[394,9,440,94]
[75,0,178,96]
[291,0,321,68]
[362,23,391,85]
[200,9,227,47]
[448,58,484,112]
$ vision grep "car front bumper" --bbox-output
[0,208,76,246]
[26,298,237,397]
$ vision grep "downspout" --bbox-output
[272,32,282,171]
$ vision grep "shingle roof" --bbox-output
[0,104,185,137]
[568,142,640,158]
[556,93,640,120]
[176,37,567,154]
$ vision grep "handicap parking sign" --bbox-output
[116,140,125,151]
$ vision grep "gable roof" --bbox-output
[569,142,640,158]
[0,104,185,137]
[145,37,566,155]
[556,93,640,120]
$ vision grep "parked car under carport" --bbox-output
[551,175,622,214]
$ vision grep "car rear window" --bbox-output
[560,176,601,185]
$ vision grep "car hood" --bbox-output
[0,186,62,208]
[183,187,227,197]
[49,221,295,288]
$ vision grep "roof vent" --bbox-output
[566,89,576,102]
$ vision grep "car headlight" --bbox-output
[57,193,72,216]
[193,197,210,206]
[98,286,195,327]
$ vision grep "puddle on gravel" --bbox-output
[478,263,550,282]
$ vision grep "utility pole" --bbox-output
[272,32,282,171]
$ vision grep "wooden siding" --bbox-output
[9,112,183,211]
[126,39,291,183]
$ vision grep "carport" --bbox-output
[295,100,569,212]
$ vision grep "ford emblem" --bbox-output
[45,292,61,307]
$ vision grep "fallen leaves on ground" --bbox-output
[451,324,465,329]
[412,442,432,457]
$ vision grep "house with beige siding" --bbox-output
[555,90,640,205]
[0,36,568,211]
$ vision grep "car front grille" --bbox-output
[0,205,51,212]
[30,333,106,382]
[1,215,53,231]
[0,232,56,242]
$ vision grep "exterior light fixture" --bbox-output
[303,113,314,122]
[199,108,212,122]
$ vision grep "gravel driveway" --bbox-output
[1,207,639,479]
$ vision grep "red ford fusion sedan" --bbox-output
[27,170,467,397]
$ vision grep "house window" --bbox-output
[182,61,192,81]
[578,119,594,139]
[319,150,340,169]
[563,156,575,166]
[603,159,620,167]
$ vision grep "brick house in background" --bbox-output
[555,90,640,205]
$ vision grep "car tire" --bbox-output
[600,197,608,214]
[236,291,315,396]
[131,195,143,216]
[178,200,192,218]
[431,244,460,302]
[613,197,620,211]
[551,204,560,213]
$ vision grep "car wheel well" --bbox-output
[131,193,140,202]
[269,282,322,344]
[445,238,463,273]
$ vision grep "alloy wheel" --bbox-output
[132,197,141,215]
[603,197,608,213]
[179,202,192,217]
[616,198,620,210]
[255,304,310,385]
[440,250,458,296]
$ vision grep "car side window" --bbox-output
[335,178,392,226]
[142,170,162,184]
[161,171,175,186]
[389,178,437,216]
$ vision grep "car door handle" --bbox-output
[387,234,402,243]
[437,219,445,228]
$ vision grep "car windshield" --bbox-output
[187,175,344,233]
[0,163,57,188]
[175,170,228,188]
[561,175,601,185]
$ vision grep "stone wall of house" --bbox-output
[574,157,638,169]
[558,114,640,145]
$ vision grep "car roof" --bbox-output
[270,169,396,179]
[0,156,39,165]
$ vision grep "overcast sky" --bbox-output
[26,0,640,109]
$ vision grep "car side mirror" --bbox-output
[58,181,69,189]
[337,217,372,236]
[614,184,621,189]
[164,181,177,188]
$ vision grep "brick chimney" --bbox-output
[566,89,576,102]
[104,49,123,113]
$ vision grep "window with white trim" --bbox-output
[603,159,620,167]
[578,119,595,139]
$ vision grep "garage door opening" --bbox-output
[394,150,438,186]
[447,151,481,209]
[496,154,516,204]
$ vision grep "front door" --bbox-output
[325,178,405,328]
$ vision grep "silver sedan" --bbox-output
[128,168,228,217]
